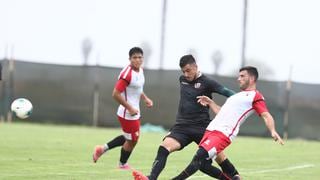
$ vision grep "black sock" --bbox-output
[119,147,132,164]
[219,158,239,177]
[148,146,170,180]
[107,135,125,150]
[199,159,225,179]
[172,147,208,180]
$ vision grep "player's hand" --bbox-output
[271,131,285,145]
[197,95,213,106]
[144,98,153,108]
[128,107,139,116]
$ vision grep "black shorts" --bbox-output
[165,124,206,150]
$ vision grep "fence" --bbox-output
[1,59,319,140]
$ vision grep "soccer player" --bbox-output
[92,47,153,170]
[171,66,285,180]
[133,55,240,180]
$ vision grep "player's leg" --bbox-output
[118,139,137,169]
[199,158,231,180]
[104,135,126,153]
[133,137,178,180]
[216,152,240,178]
[192,128,237,178]
[172,147,212,180]
[93,134,125,163]
[147,137,180,180]
[174,130,231,179]
[118,117,140,169]
[133,126,190,180]
[146,125,198,180]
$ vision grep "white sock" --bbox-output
[103,144,109,152]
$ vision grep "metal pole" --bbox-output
[283,66,293,140]
[159,0,167,70]
[93,54,100,127]
[93,84,99,127]
[7,45,15,123]
[241,0,248,68]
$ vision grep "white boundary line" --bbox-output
[188,164,315,179]
[244,164,315,174]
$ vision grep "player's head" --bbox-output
[129,47,144,70]
[238,66,259,90]
[179,54,198,81]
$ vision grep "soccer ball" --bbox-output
[11,98,33,119]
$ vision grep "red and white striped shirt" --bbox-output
[115,65,145,120]
[207,90,268,141]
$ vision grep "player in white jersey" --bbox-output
[172,66,284,180]
[92,47,153,170]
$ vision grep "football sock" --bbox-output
[119,147,132,164]
[148,146,170,180]
[103,144,109,152]
[105,135,126,152]
[171,147,208,180]
[219,158,239,177]
[199,159,226,179]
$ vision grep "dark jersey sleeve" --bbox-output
[207,78,235,97]
[218,86,235,97]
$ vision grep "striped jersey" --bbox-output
[115,65,145,120]
[206,90,268,141]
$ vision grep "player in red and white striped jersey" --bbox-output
[172,66,284,180]
[93,47,153,170]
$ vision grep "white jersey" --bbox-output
[115,65,145,120]
[206,90,268,141]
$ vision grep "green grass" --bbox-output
[0,122,319,180]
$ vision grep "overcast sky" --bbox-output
[1,0,319,84]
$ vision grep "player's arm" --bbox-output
[253,94,284,145]
[253,93,284,145]
[197,95,221,114]
[218,86,236,97]
[141,92,153,108]
[112,79,138,116]
[208,78,235,97]
[260,112,285,145]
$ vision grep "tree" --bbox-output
[231,58,274,80]
[140,41,152,69]
[186,48,198,60]
[211,50,223,75]
[81,38,93,66]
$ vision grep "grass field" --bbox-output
[0,122,319,180]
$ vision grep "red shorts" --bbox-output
[199,130,231,159]
[118,116,140,142]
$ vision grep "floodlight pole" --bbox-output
[159,0,167,70]
[241,0,248,68]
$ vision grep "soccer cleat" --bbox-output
[93,145,104,163]
[232,174,241,180]
[118,163,132,170]
[132,170,149,180]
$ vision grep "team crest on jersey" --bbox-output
[194,83,201,88]
[204,139,210,145]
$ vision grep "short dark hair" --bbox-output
[240,66,259,81]
[179,54,196,68]
[129,47,143,57]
